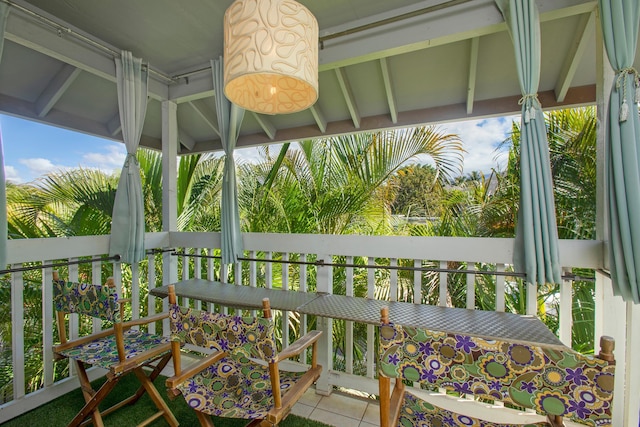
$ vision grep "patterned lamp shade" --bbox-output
[223,0,318,115]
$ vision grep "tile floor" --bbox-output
[292,388,380,427]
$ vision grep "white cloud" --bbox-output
[4,165,23,184]
[440,116,517,175]
[19,157,71,178]
[82,143,127,173]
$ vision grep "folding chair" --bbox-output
[165,284,322,427]
[52,271,179,427]
[378,307,616,427]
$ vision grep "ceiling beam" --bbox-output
[309,104,327,133]
[35,64,82,118]
[178,128,196,151]
[106,113,121,136]
[379,57,398,124]
[181,85,596,154]
[335,67,361,129]
[188,99,220,137]
[554,10,595,102]
[4,8,168,101]
[0,92,117,141]
[466,37,479,115]
[251,113,277,140]
[169,71,214,104]
[318,0,596,71]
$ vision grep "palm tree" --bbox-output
[239,127,463,235]
[237,126,464,365]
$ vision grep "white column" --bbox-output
[162,100,179,333]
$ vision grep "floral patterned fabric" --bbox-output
[176,354,304,418]
[53,279,170,370]
[398,392,548,427]
[53,279,119,321]
[57,328,170,370]
[169,304,304,419]
[169,304,277,362]
[379,323,615,427]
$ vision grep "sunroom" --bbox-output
[0,0,638,426]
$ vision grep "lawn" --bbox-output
[4,374,332,427]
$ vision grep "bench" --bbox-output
[378,307,616,427]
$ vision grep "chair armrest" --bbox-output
[53,313,168,353]
[121,312,169,330]
[165,350,227,391]
[276,330,322,362]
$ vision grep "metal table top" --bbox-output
[301,295,563,347]
[150,279,319,311]
[151,279,563,348]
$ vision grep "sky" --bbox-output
[0,113,515,184]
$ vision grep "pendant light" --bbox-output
[223,0,318,115]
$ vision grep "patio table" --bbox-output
[151,279,563,347]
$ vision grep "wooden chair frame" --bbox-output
[52,272,178,427]
[378,307,616,427]
[166,284,322,427]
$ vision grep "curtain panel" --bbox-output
[495,0,562,286]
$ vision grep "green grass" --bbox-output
[3,374,332,427]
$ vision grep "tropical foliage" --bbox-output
[1,110,598,399]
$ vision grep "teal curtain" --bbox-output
[211,57,245,265]
[0,3,9,270]
[109,51,148,263]
[599,0,640,303]
[496,0,562,285]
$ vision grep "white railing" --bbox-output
[1,232,637,426]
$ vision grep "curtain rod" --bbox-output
[171,0,475,82]
[1,0,174,83]
[0,255,121,275]
[171,251,595,282]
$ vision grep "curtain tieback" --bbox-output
[518,93,540,124]
[615,67,639,122]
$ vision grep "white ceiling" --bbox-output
[0,0,625,155]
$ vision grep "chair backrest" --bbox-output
[169,301,277,362]
[379,311,615,426]
[53,276,119,322]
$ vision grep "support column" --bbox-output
[314,253,333,395]
[161,101,179,333]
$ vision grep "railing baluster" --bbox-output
[42,265,54,387]
[466,261,475,309]
[439,260,447,307]
[390,258,397,302]
[131,262,140,321]
[345,255,354,375]
[366,258,375,379]
[181,249,190,307]
[194,248,202,310]
[92,260,102,333]
[300,253,308,362]
[147,251,157,334]
[265,252,272,289]
[495,263,505,312]
[413,259,421,303]
[282,253,289,349]
[11,265,25,400]
[559,267,573,345]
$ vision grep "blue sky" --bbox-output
[0,113,514,184]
